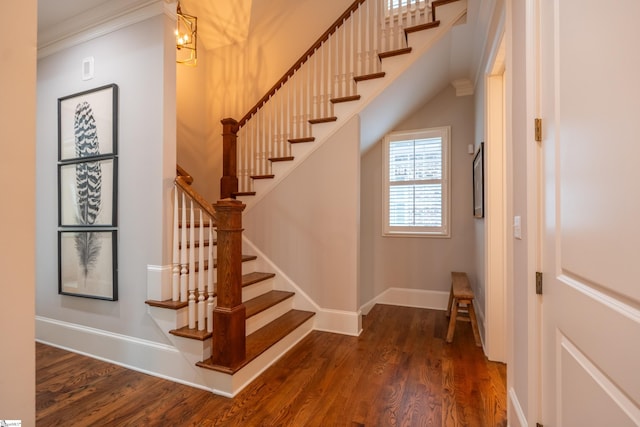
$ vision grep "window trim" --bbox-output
[382,126,451,238]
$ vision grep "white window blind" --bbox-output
[383,127,450,237]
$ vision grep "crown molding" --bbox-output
[38,0,174,59]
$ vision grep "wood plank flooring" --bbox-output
[36,304,506,426]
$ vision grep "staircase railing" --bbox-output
[173,166,246,369]
[221,0,442,197]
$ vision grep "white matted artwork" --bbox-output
[58,158,117,227]
[58,84,118,161]
[58,230,117,300]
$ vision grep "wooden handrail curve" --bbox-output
[237,0,367,128]
[175,176,217,222]
[176,164,194,185]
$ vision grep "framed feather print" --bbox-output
[58,158,117,227]
[58,84,118,161]
[57,84,118,300]
[58,230,117,300]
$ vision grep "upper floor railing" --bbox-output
[222,0,443,197]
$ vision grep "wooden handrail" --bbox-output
[237,0,367,128]
[176,164,193,185]
[175,176,217,222]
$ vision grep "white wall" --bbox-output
[243,116,360,315]
[36,15,175,346]
[360,85,476,307]
[176,0,353,202]
[0,0,37,424]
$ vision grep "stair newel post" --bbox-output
[220,118,239,199]
[211,199,246,369]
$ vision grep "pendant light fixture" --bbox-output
[176,1,197,66]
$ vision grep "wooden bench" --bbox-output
[446,272,481,346]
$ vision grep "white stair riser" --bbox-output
[245,297,294,336]
[242,277,275,302]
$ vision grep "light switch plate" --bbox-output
[513,215,522,239]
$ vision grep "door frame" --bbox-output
[485,32,508,363]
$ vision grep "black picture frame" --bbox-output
[57,84,119,301]
[58,157,118,227]
[473,142,484,218]
[58,229,118,301]
[58,84,118,162]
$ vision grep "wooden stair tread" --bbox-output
[179,239,216,250]
[146,272,275,311]
[432,0,460,21]
[192,254,257,273]
[170,324,211,341]
[179,221,215,228]
[250,174,275,179]
[379,47,412,59]
[269,156,294,162]
[288,137,315,144]
[330,95,361,104]
[232,191,256,197]
[354,72,386,82]
[241,271,276,287]
[405,20,440,34]
[145,299,188,310]
[308,116,338,124]
[197,309,315,374]
[244,290,294,319]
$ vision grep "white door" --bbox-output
[539,0,640,425]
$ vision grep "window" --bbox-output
[382,126,450,237]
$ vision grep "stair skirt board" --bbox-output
[235,0,468,212]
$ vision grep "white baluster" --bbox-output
[207,216,215,333]
[197,210,205,331]
[180,192,188,302]
[188,199,196,329]
[172,188,179,301]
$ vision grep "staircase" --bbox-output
[221,0,468,212]
[148,0,467,398]
[146,170,315,396]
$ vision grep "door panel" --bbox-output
[540,0,640,424]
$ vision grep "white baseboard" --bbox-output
[360,287,450,315]
[508,387,528,427]
[36,316,211,392]
[315,307,362,336]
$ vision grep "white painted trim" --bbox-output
[315,308,362,336]
[509,387,529,427]
[360,287,450,315]
[474,297,487,350]
[38,0,172,59]
[147,264,172,301]
[35,316,212,392]
[485,32,508,363]
[524,0,543,423]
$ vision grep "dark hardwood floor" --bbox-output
[36,304,507,426]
